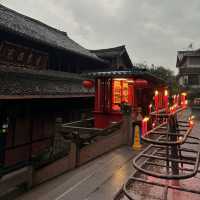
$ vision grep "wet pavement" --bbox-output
[16,109,200,200]
[16,146,141,200]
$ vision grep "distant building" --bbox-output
[176,49,200,98]
[90,45,133,70]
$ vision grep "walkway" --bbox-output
[17,109,200,200]
[17,146,139,200]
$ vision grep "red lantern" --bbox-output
[82,80,94,89]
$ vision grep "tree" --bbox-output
[147,65,179,94]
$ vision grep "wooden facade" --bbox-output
[0,98,93,168]
[0,4,105,170]
[87,70,166,128]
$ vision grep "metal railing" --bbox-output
[118,108,200,199]
[59,119,122,148]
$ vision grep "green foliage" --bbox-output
[147,65,179,94]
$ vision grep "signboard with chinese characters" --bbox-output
[0,41,48,69]
[122,81,128,102]
[112,79,130,111]
[113,80,121,104]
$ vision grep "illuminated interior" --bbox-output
[112,78,133,111]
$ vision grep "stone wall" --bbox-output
[32,143,76,185]
[78,119,130,165]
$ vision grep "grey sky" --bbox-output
[1,0,200,73]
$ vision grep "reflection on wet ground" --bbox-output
[120,169,200,200]
[118,109,200,200]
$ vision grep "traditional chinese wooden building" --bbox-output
[90,45,133,70]
[0,4,108,170]
[87,69,166,128]
[0,4,167,189]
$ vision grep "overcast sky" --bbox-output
[1,0,200,73]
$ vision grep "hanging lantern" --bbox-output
[82,80,94,89]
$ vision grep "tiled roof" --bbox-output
[91,46,126,58]
[90,45,133,67]
[85,69,166,85]
[0,4,104,63]
[0,64,94,98]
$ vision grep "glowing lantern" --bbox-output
[82,80,94,89]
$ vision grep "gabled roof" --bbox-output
[0,4,104,63]
[90,45,133,67]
